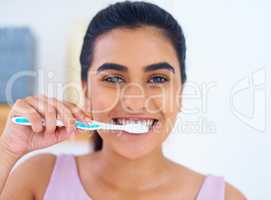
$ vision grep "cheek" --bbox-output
[164,87,179,114]
[146,85,179,115]
[91,85,120,119]
[165,80,181,111]
[149,85,180,134]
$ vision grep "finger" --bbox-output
[55,126,77,142]
[63,101,92,123]
[25,96,57,135]
[45,97,76,134]
[44,106,57,135]
[11,99,43,133]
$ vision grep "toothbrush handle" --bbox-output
[11,116,103,131]
[12,116,65,127]
[11,117,123,132]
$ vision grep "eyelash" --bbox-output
[148,75,169,84]
[102,74,169,85]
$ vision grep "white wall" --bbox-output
[1,0,270,199]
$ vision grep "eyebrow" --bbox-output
[96,62,175,74]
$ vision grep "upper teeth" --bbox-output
[112,118,155,128]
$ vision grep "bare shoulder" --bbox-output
[1,153,57,200]
[167,159,206,182]
[166,159,247,200]
[225,182,247,200]
[164,159,206,197]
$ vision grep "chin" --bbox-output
[112,143,158,160]
[99,130,162,160]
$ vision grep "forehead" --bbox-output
[89,26,180,72]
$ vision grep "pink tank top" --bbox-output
[43,154,225,200]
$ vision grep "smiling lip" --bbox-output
[110,115,161,136]
[111,116,159,127]
[111,115,159,121]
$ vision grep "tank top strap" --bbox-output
[43,154,91,200]
[196,175,225,200]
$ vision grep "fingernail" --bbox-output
[68,126,75,134]
[72,130,77,136]
[72,126,77,132]
[85,116,92,122]
[70,119,75,124]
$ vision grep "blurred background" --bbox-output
[0,0,270,199]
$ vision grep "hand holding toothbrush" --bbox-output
[0,95,93,159]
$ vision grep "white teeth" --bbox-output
[113,118,155,128]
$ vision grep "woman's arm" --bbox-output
[0,140,22,198]
[0,151,56,200]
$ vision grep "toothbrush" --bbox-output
[11,116,149,134]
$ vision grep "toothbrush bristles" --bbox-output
[124,124,149,134]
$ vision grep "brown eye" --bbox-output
[148,75,169,84]
[103,75,125,84]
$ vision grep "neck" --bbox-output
[93,145,171,191]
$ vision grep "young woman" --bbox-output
[0,1,246,200]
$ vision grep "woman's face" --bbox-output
[84,26,183,159]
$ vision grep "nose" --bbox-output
[120,82,146,113]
